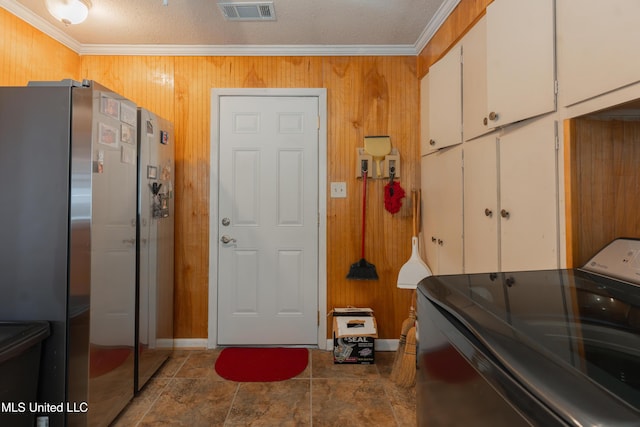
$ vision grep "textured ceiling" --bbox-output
[1,0,458,55]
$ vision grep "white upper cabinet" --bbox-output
[485,0,556,128]
[557,0,640,107]
[419,75,430,156]
[461,16,489,141]
[424,44,462,154]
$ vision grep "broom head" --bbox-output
[346,258,379,280]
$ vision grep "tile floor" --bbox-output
[111,349,416,426]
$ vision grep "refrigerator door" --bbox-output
[1,80,138,426]
[0,84,89,427]
[136,108,175,392]
[87,82,137,426]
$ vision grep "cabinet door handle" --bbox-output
[483,117,488,126]
[484,208,493,217]
[429,139,436,146]
[500,209,510,219]
[488,111,498,121]
[437,239,444,246]
[431,236,437,243]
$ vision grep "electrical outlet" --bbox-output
[330,182,347,198]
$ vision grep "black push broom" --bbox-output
[347,160,378,280]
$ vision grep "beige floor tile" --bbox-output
[311,378,397,426]
[225,380,311,426]
[113,348,416,426]
[137,378,238,427]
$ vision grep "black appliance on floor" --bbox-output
[417,238,640,426]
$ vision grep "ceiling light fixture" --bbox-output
[45,0,92,26]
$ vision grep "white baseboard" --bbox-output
[326,338,398,352]
[174,338,398,351]
[173,338,208,349]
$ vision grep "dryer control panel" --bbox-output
[581,238,640,285]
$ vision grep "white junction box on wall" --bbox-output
[330,182,347,198]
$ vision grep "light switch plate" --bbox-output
[330,182,347,198]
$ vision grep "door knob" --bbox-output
[488,111,498,121]
[220,235,236,244]
[484,208,493,217]
[500,209,510,219]
[222,217,231,226]
[429,139,436,146]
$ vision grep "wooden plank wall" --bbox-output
[0,8,80,83]
[2,1,491,341]
[566,118,640,267]
[83,56,420,340]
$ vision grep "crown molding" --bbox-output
[414,0,461,54]
[78,43,418,57]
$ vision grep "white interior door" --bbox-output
[217,95,319,345]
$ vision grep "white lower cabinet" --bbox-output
[421,145,463,275]
[463,117,559,273]
[463,134,499,273]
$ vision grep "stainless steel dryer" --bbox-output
[417,238,640,426]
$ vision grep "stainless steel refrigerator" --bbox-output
[135,108,174,392]
[0,80,138,426]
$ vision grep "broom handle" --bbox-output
[417,190,422,234]
[360,164,368,258]
[412,190,417,237]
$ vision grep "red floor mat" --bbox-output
[215,347,308,382]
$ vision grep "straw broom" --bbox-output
[390,295,417,381]
[395,325,417,387]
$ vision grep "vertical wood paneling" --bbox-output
[417,0,492,78]
[4,9,424,340]
[81,56,175,119]
[567,118,640,266]
[324,56,419,339]
[0,8,80,84]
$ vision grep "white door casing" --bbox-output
[208,89,327,348]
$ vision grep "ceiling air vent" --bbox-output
[218,2,276,21]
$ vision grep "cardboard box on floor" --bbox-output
[332,308,377,364]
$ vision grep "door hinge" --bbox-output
[317,310,320,326]
[317,116,320,130]
[554,80,559,95]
